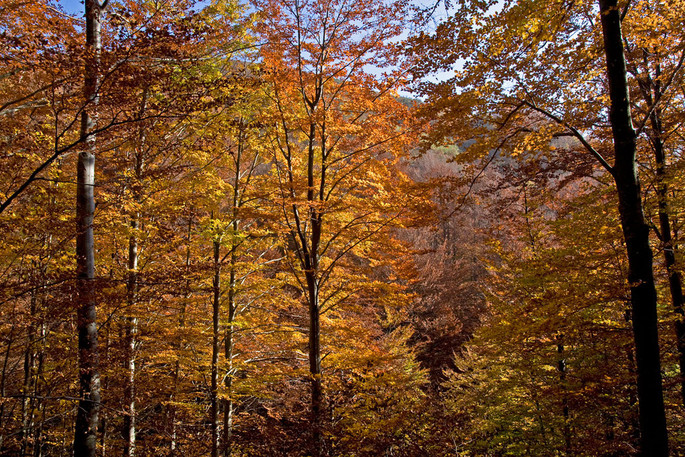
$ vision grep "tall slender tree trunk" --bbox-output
[306,273,322,457]
[222,214,238,457]
[21,288,38,457]
[99,321,110,457]
[170,218,192,455]
[31,315,46,457]
[649,100,685,408]
[306,116,324,457]
[210,238,222,457]
[0,330,14,452]
[122,238,138,457]
[598,1,668,454]
[122,316,137,457]
[221,121,248,457]
[75,1,102,455]
[222,257,236,457]
[123,91,147,457]
[556,334,571,455]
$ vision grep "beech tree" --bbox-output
[624,0,685,407]
[74,1,105,455]
[254,0,425,451]
[409,0,681,453]
[11,0,685,454]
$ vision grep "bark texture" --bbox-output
[74,0,102,455]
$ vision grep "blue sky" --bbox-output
[58,0,85,15]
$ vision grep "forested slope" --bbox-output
[0,0,683,456]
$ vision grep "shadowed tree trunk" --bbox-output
[652,113,685,408]
[222,238,236,457]
[653,130,685,409]
[635,64,685,407]
[211,236,222,457]
[556,334,571,455]
[169,218,192,456]
[598,0,668,454]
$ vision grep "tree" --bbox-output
[598,0,667,452]
[255,0,420,453]
[74,1,105,455]
[409,0,676,453]
[624,0,685,407]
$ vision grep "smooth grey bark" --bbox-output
[222,138,241,457]
[74,0,103,456]
[123,90,146,457]
[598,0,668,454]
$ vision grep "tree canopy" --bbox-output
[0,0,683,455]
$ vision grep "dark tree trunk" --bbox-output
[598,0,668,455]
[222,254,236,457]
[649,98,685,408]
[170,218,192,456]
[74,0,102,456]
[633,54,685,408]
[557,334,571,455]
[210,239,221,457]
[306,272,322,457]
[0,330,14,452]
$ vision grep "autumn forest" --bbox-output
[1,0,684,455]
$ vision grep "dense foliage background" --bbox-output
[0,0,683,455]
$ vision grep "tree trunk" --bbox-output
[598,0,668,454]
[221,121,248,457]
[222,228,237,457]
[122,228,138,457]
[306,116,324,457]
[0,330,14,452]
[100,322,110,457]
[210,239,222,457]
[122,312,137,457]
[556,334,571,455]
[650,100,685,408]
[170,217,192,455]
[222,264,235,457]
[74,0,102,455]
[31,317,46,457]
[306,272,322,457]
[21,289,38,457]
[123,92,147,457]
